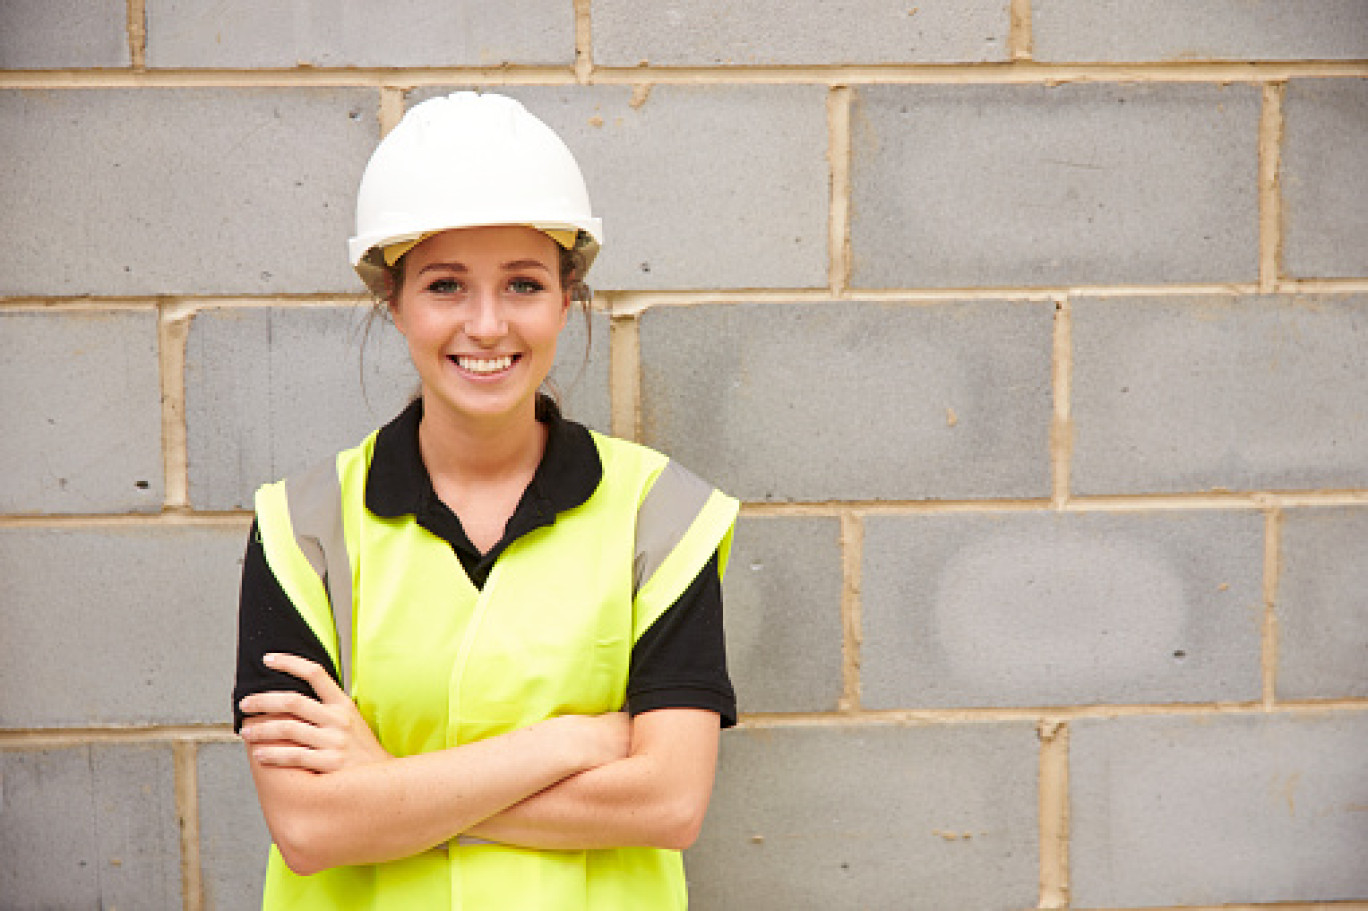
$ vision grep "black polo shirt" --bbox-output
[233,396,736,732]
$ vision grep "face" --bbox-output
[389,226,569,429]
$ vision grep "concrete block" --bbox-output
[1072,294,1368,494]
[850,83,1260,288]
[861,510,1265,709]
[548,309,612,436]
[1071,712,1368,906]
[185,305,606,511]
[686,722,1039,910]
[724,516,844,713]
[639,300,1053,501]
[0,744,180,909]
[146,0,573,67]
[1034,0,1368,62]
[592,0,1010,65]
[1282,79,1368,279]
[186,306,412,511]
[1276,507,1368,700]
[0,310,163,514]
[412,85,829,290]
[199,742,271,911]
[0,524,245,727]
[0,0,130,68]
[0,88,377,296]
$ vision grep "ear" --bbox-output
[387,295,406,336]
[558,288,571,330]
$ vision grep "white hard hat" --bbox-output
[349,91,603,296]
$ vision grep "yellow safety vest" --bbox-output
[252,426,738,910]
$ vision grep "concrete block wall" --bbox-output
[2,2,1365,908]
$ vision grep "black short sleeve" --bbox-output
[232,520,341,732]
[626,552,737,728]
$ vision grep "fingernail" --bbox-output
[263,653,281,666]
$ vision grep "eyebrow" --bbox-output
[417,258,553,276]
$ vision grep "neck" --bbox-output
[416,394,547,488]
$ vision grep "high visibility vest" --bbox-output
[252,426,739,910]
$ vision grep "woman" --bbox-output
[232,92,738,909]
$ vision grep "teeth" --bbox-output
[455,355,514,374]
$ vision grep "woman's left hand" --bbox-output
[239,653,391,774]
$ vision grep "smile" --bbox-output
[452,354,518,374]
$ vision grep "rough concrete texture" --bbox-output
[186,306,414,510]
[1276,507,1368,700]
[411,85,830,291]
[199,742,272,911]
[0,309,164,514]
[1282,78,1368,279]
[0,0,129,68]
[185,304,606,510]
[686,723,1039,910]
[1071,712,1368,906]
[861,510,1265,709]
[1072,294,1368,494]
[850,83,1261,288]
[145,0,574,68]
[0,744,181,909]
[592,0,1010,65]
[723,516,844,713]
[0,524,245,726]
[0,88,377,296]
[639,300,1053,501]
[1033,0,1368,62]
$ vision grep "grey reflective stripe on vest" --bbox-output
[285,458,354,691]
[634,460,715,594]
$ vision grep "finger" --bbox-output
[242,716,341,751]
[262,653,349,705]
[250,742,340,774]
[239,690,334,726]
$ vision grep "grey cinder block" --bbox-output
[686,722,1039,910]
[1072,294,1368,494]
[145,0,574,68]
[412,85,830,291]
[1034,0,1368,62]
[861,510,1265,709]
[0,744,180,909]
[850,83,1261,288]
[724,516,844,713]
[1276,507,1368,700]
[639,300,1053,502]
[1071,712,1368,906]
[0,524,245,726]
[1282,79,1368,279]
[0,310,164,514]
[0,88,378,296]
[185,306,415,511]
[0,0,130,68]
[199,741,272,911]
[593,0,1010,66]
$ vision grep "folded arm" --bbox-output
[241,654,629,875]
[466,707,722,851]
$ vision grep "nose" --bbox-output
[464,289,507,342]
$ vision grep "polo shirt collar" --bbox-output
[365,395,603,528]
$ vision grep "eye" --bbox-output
[426,278,462,294]
[508,277,546,294]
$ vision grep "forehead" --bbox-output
[408,225,559,266]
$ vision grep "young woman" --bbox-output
[232,92,738,909]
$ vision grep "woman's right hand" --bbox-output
[239,653,391,774]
